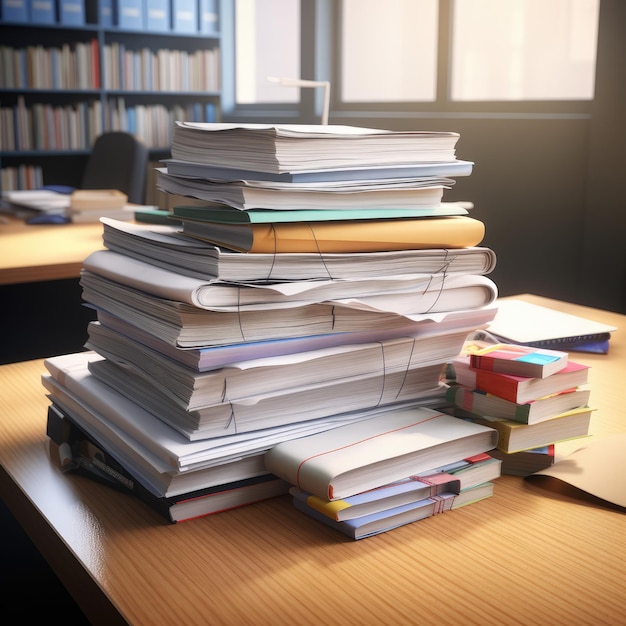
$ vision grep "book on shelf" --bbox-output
[172,0,198,32]
[145,0,170,31]
[58,0,85,25]
[162,158,474,183]
[117,0,144,29]
[90,305,497,369]
[264,407,498,501]
[453,356,590,405]
[170,123,461,174]
[156,168,452,210]
[2,0,29,22]
[99,0,113,26]
[175,214,486,254]
[29,0,55,23]
[486,299,616,354]
[445,387,591,425]
[468,343,568,379]
[199,0,219,33]
[46,404,289,523]
[489,445,555,477]
[291,482,495,540]
[81,249,499,313]
[100,217,498,282]
[455,406,594,454]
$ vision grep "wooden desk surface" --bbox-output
[1,294,625,625]
[0,214,105,285]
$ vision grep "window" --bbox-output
[225,0,600,119]
[341,0,439,102]
[234,0,300,105]
[450,0,599,101]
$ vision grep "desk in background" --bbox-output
[0,214,104,285]
[0,215,105,362]
[0,294,624,625]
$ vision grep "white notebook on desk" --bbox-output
[486,299,616,348]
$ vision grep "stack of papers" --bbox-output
[42,122,502,527]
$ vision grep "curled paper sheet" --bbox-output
[525,433,626,510]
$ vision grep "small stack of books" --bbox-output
[446,343,594,475]
[41,122,502,525]
[265,408,502,540]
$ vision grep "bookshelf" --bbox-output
[0,0,221,192]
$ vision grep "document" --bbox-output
[526,433,626,509]
[264,407,498,500]
[100,217,498,282]
[156,167,451,210]
[171,122,461,173]
[81,250,499,312]
[42,356,447,472]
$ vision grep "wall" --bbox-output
[328,113,590,306]
[580,0,626,314]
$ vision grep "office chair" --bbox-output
[80,132,149,205]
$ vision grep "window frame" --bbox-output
[221,0,596,123]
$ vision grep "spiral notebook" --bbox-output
[486,299,616,354]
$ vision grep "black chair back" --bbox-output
[81,132,149,205]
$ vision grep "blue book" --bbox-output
[58,0,85,24]
[145,0,169,31]
[117,0,144,29]
[1,0,29,22]
[198,0,218,33]
[99,0,114,26]
[127,106,136,134]
[292,490,456,540]
[171,0,197,33]
[163,159,474,183]
[204,102,216,122]
[29,0,56,23]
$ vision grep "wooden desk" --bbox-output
[0,214,104,285]
[1,294,624,625]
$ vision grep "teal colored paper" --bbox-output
[173,204,468,224]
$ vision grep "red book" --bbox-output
[453,356,590,404]
[469,343,568,379]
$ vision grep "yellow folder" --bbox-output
[183,215,485,253]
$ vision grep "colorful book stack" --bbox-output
[447,343,594,475]
[265,408,501,540]
[42,122,502,525]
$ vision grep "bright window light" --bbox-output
[450,0,600,101]
[341,0,439,102]
[235,0,300,104]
